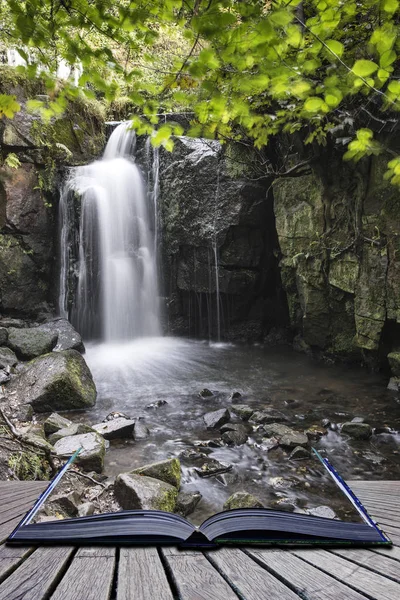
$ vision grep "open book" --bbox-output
[8,449,391,547]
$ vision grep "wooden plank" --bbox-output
[161,548,238,600]
[206,548,300,600]
[0,544,34,583]
[331,549,400,582]
[0,496,43,522]
[51,547,115,600]
[117,547,174,600]
[372,545,400,561]
[293,548,400,600]
[0,486,46,503]
[0,546,74,600]
[247,548,367,600]
[375,526,400,545]
[0,515,26,544]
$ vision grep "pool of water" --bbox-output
[79,337,400,524]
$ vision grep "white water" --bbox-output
[59,122,160,341]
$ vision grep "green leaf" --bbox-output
[304,97,325,112]
[352,60,379,77]
[380,50,396,69]
[325,39,344,58]
[381,0,399,14]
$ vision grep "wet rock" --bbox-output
[193,439,224,449]
[145,400,168,410]
[270,498,296,512]
[321,418,331,428]
[262,423,294,438]
[307,506,336,519]
[388,352,400,377]
[260,436,280,451]
[7,349,97,412]
[374,426,394,435]
[223,491,264,510]
[38,319,85,353]
[175,491,202,516]
[6,327,57,360]
[250,409,288,425]
[269,476,295,489]
[341,422,372,440]
[289,446,310,460]
[0,347,18,369]
[0,370,10,384]
[280,431,309,449]
[53,432,105,473]
[0,327,7,345]
[230,391,242,400]
[43,413,73,436]
[103,411,131,421]
[47,491,80,517]
[221,425,248,446]
[215,471,240,486]
[203,408,230,430]
[49,423,95,445]
[351,417,365,423]
[387,377,400,391]
[230,404,254,421]
[134,421,150,439]
[305,425,327,441]
[199,388,214,398]
[195,458,232,478]
[114,473,178,511]
[77,502,95,517]
[93,418,135,440]
[132,458,181,488]
[284,399,301,409]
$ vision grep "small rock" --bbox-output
[145,400,168,410]
[305,425,327,441]
[215,471,240,486]
[203,408,230,430]
[134,421,150,439]
[49,423,94,445]
[195,459,232,478]
[47,491,80,517]
[77,502,95,517]
[321,418,331,428]
[230,405,254,421]
[44,413,73,436]
[387,352,400,377]
[263,423,294,438]
[0,347,18,369]
[289,446,310,460]
[103,411,131,422]
[53,432,105,473]
[114,473,178,511]
[175,491,202,516]
[250,409,288,425]
[193,439,224,448]
[341,422,372,440]
[132,458,181,488]
[351,417,365,423]
[223,491,264,510]
[387,377,400,392]
[0,327,8,345]
[199,388,213,398]
[260,436,280,451]
[7,327,57,360]
[307,506,336,519]
[92,417,135,440]
[0,370,10,384]
[221,426,248,446]
[230,391,242,400]
[270,498,296,512]
[374,426,394,435]
[280,431,309,449]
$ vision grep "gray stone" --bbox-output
[134,421,150,439]
[38,319,85,353]
[262,423,294,438]
[47,491,80,517]
[132,458,181,488]
[199,388,213,398]
[387,377,400,392]
[0,327,8,345]
[289,446,310,460]
[351,417,365,423]
[0,370,10,384]
[260,436,280,451]
[223,491,264,510]
[279,431,309,449]
[250,409,288,425]
[230,391,242,400]
[43,413,73,436]
[194,458,232,478]
[49,423,94,445]
[203,408,230,430]
[230,404,254,421]
[0,347,18,369]
[7,326,57,360]
[307,506,336,519]
[114,473,178,511]
[13,404,33,422]
[7,350,97,412]
[92,418,135,440]
[341,422,372,440]
[53,432,105,473]
[145,400,168,410]
[221,425,248,446]
[175,491,202,517]
[0,318,26,328]
[77,502,95,517]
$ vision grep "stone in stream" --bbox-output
[103,411,131,421]
[92,417,135,440]
[341,422,372,440]
[387,377,400,392]
[53,432,105,473]
[250,409,288,425]
[305,425,327,441]
[0,347,18,369]
[175,491,202,517]
[134,421,150,439]
[199,388,214,398]
[203,408,230,430]
[260,436,280,452]
[7,349,97,412]
[114,473,178,511]
[307,506,336,519]
[387,351,400,376]
[221,424,248,446]
[49,423,95,445]
[43,413,73,436]
[223,491,264,510]
[6,326,57,360]
[262,423,294,438]
[351,417,365,423]
[132,458,181,489]
[230,404,254,421]
[279,431,309,449]
[215,471,240,486]
[193,439,224,449]
[0,327,8,345]
[230,391,242,400]
[289,446,310,460]
[195,458,232,478]
[145,399,168,410]
[37,319,85,353]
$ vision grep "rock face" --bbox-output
[7,349,97,412]
[7,326,57,360]
[114,473,178,511]
[53,432,105,473]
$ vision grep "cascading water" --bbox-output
[59,123,160,341]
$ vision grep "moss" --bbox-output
[8,450,50,481]
[0,65,45,96]
[154,486,178,512]
[133,458,181,488]
[224,143,255,178]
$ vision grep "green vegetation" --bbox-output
[0,1,399,179]
[8,450,50,480]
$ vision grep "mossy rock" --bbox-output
[7,326,57,360]
[132,458,181,489]
[223,491,264,510]
[114,473,178,511]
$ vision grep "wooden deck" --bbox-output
[0,480,399,599]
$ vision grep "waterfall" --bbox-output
[59,122,161,341]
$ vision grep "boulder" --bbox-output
[7,327,57,360]
[47,491,80,517]
[0,347,18,369]
[230,404,254,421]
[305,425,327,441]
[43,413,73,436]
[7,349,97,412]
[341,422,372,440]
[134,421,150,440]
[203,408,230,430]
[53,432,105,473]
[175,491,202,517]
[262,423,294,438]
[221,424,248,446]
[289,446,310,460]
[230,391,242,400]
[132,458,181,488]
[114,473,178,511]
[92,418,135,440]
[279,431,309,449]
[199,388,213,398]
[49,423,95,445]
[38,319,85,353]
[223,491,264,510]
[250,409,288,424]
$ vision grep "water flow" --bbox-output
[59,122,160,341]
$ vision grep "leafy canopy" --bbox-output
[0,0,399,177]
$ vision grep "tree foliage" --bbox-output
[0,1,399,178]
